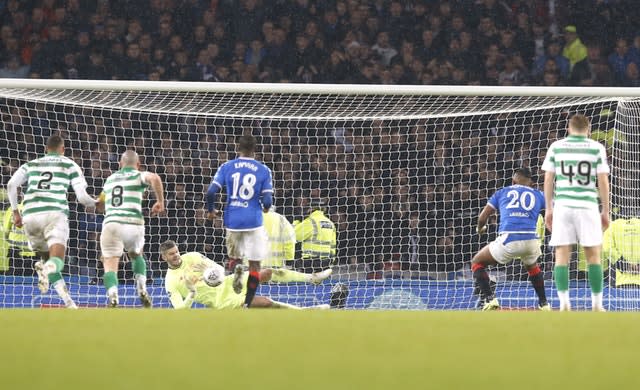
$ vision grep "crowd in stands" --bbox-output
[0,0,633,280]
[1,0,640,86]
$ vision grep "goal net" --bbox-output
[0,80,637,310]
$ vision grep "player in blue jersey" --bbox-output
[206,134,273,308]
[471,168,550,311]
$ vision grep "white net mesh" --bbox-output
[0,83,636,310]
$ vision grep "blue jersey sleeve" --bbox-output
[211,163,225,189]
[261,166,273,209]
[487,189,501,209]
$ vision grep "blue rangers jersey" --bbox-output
[487,184,545,239]
[208,157,273,230]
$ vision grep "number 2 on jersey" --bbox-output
[506,190,535,211]
[230,172,256,200]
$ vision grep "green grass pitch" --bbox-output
[1,310,639,390]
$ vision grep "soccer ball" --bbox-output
[202,266,223,287]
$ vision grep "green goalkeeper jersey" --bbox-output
[165,252,246,309]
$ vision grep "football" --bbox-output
[202,266,223,287]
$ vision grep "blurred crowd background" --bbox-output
[0,0,634,281]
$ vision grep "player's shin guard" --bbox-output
[528,265,547,305]
[472,263,494,301]
[244,271,260,308]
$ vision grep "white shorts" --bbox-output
[549,207,602,247]
[100,223,145,258]
[489,235,541,267]
[22,212,69,252]
[225,227,268,262]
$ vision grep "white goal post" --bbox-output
[0,79,638,310]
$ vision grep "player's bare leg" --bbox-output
[248,296,329,310]
[129,251,152,308]
[554,245,572,311]
[36,244,76,308]
[102,256,120,307]
[583,245,605,311]
[524,263,550,310]
[268,267,333,285]
[243,260,261,308]
[471,245,500,310]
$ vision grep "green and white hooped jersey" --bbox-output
[103,168,150,225]
[19,153,87,217]
[542,135,610,210]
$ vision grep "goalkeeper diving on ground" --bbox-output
[160,240,330,309]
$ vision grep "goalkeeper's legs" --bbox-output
[553,245,572,311]
[583,246,605,311]
[471,245,499,310]
[102,256,120,308]
[269,267,333,284]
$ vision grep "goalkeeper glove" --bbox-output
[476,225,488,235]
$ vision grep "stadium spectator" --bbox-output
[609,38,636,86]
[532,39,570,82]
[561,25,587,71]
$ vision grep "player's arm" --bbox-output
[261,167,274,212]
[476,204,496,235]
[206,165,224,218]
[142,172,165,216]
[166,277,195,309]
[96,191,106,213]
[540,146,556,231]
[69,162,98,208]
[597,172,610,230]
[543,171,555,231]
[6,165,27,227]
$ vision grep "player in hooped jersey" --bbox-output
[542,114,610,311]
[471,168,549,310]
[6,135,98,308]
[206,134,273,308]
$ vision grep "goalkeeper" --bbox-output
[260,207,332,284]
[160,240,328,309]
[602,213,640,287]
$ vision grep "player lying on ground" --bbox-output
[471,167,550,311]
[160,240,329,310]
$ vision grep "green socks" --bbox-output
[554,265,569,292]
[132,255,147,278]
[103,271,118,291]
[588,263,604,294]
[46,256,64,284]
